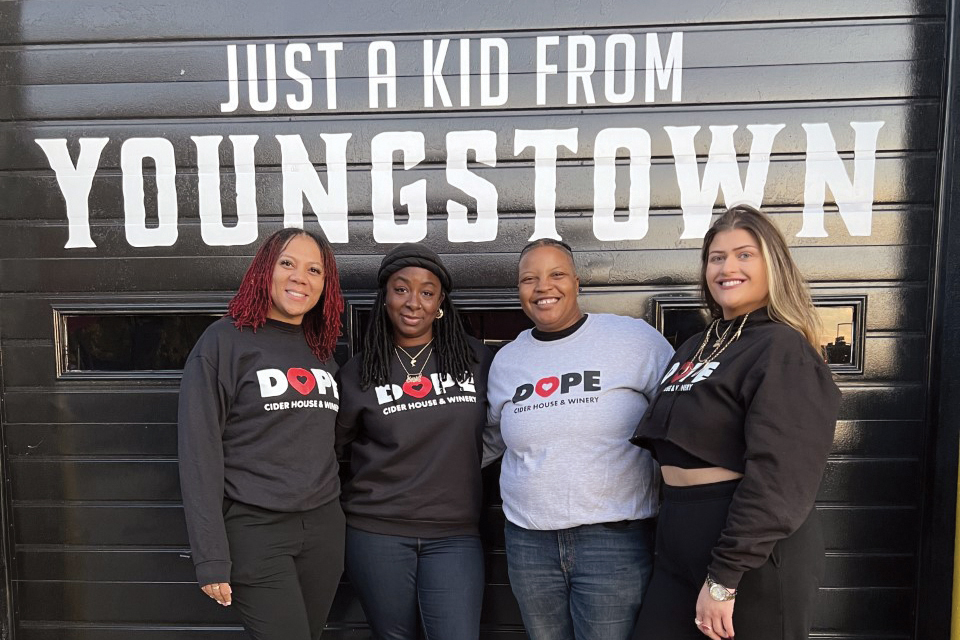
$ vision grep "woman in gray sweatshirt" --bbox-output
[485,238,674,640]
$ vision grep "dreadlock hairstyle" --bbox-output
[699,205,822,350]
[359,244,476,390]
[228,228,344,361]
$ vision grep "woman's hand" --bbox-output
[201,582,232,606]
[695,581,735,639]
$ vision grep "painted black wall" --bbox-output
[0,1,953,638]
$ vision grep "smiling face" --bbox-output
[518,245,582,332]
[384,266,445,347]
[266,234,326,325]
[705,228,770,320]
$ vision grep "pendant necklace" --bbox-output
[395,346,434,384]
[712,318,734,347]
[694,313,750,364]
[395,339,434,367]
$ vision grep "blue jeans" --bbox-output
[344,526,484,640]
[504,519,655,640]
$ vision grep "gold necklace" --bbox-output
[395,347,434,383]
[712,318,733,347]
[395,339,434,367]
[693,313,750,364]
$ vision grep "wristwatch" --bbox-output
[706,575,737,601]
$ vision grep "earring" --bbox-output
[436,308,445,320]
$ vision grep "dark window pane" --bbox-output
[656,300,861,372]
[64,314,221,372]
[818,306,857,365]
[661,307,712,348]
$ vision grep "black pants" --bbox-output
[634,479,823,640]
[224,498,346,640]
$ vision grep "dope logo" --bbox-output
[660,361,719,387]
[257,368,339,399]
[402,376,433,399]
[512,371,601,403]
[375,372,476,405]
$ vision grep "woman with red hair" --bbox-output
[178,228,345,640]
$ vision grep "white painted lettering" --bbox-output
[371,131,427,242]
[446,130,499,242]
[424,39,452,108]
[665,123,784,239]
[276,133,352,243]
[567,35,596,105]
[247,44,278,112]
[515,128,579,240]
[368,41,397,108]
[593,127,651,240]
[480,38,509,106]
[536,36,559,106]
[645,32,683,102]
[121,138,178,247]
[35,137,108,248]
[192,134,260,246]
[798,121,884,237]
[284,43,312,111]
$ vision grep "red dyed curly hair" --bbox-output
[228,228,343,361]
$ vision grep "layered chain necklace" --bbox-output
[693,313,750,364]
[395,339,433,367]
[394,339,435,383]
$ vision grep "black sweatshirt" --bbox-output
[632,308,840,589]
[178,317,341,586]
[335,337,493,538]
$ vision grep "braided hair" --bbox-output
[359,277,476,391]
[228,228,344,361]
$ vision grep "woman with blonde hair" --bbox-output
[632,205,841,640]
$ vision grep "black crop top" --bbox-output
[632,308,840,589]
[652,439,713,470]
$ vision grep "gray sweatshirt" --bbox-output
[485,313,674,530]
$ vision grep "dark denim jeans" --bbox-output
[504,518,655,640]
[344,526,484,640]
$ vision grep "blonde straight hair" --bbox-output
[699,205,822,350]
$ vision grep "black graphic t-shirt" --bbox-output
[632,307,840,588]
[178,316,340,586]
[336,337,493,538]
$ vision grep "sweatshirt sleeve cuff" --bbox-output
[706,563,743,591]
[195,560,232,587]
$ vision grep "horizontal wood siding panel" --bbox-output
[0,101,942,172]
[1,21,945,87]
[0,246,936,294]
[14,547,915,589]
[0,207,936,259]
[6,424,178,456]
[1,60,944,120]
[0,282,933,342]
[12,504,917,553]
[0,0,944,43]
[1,384,927,425]
[5,457,918,503]
[0,331,931,388]
[0,156,938,229]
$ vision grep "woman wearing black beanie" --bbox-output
[335,243,493,640]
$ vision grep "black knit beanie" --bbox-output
[377,243,453,291]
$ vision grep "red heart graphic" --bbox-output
[535,376,560,397]
[402,376,433,399]
[670,362,694,384]
[287,368,316,395]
